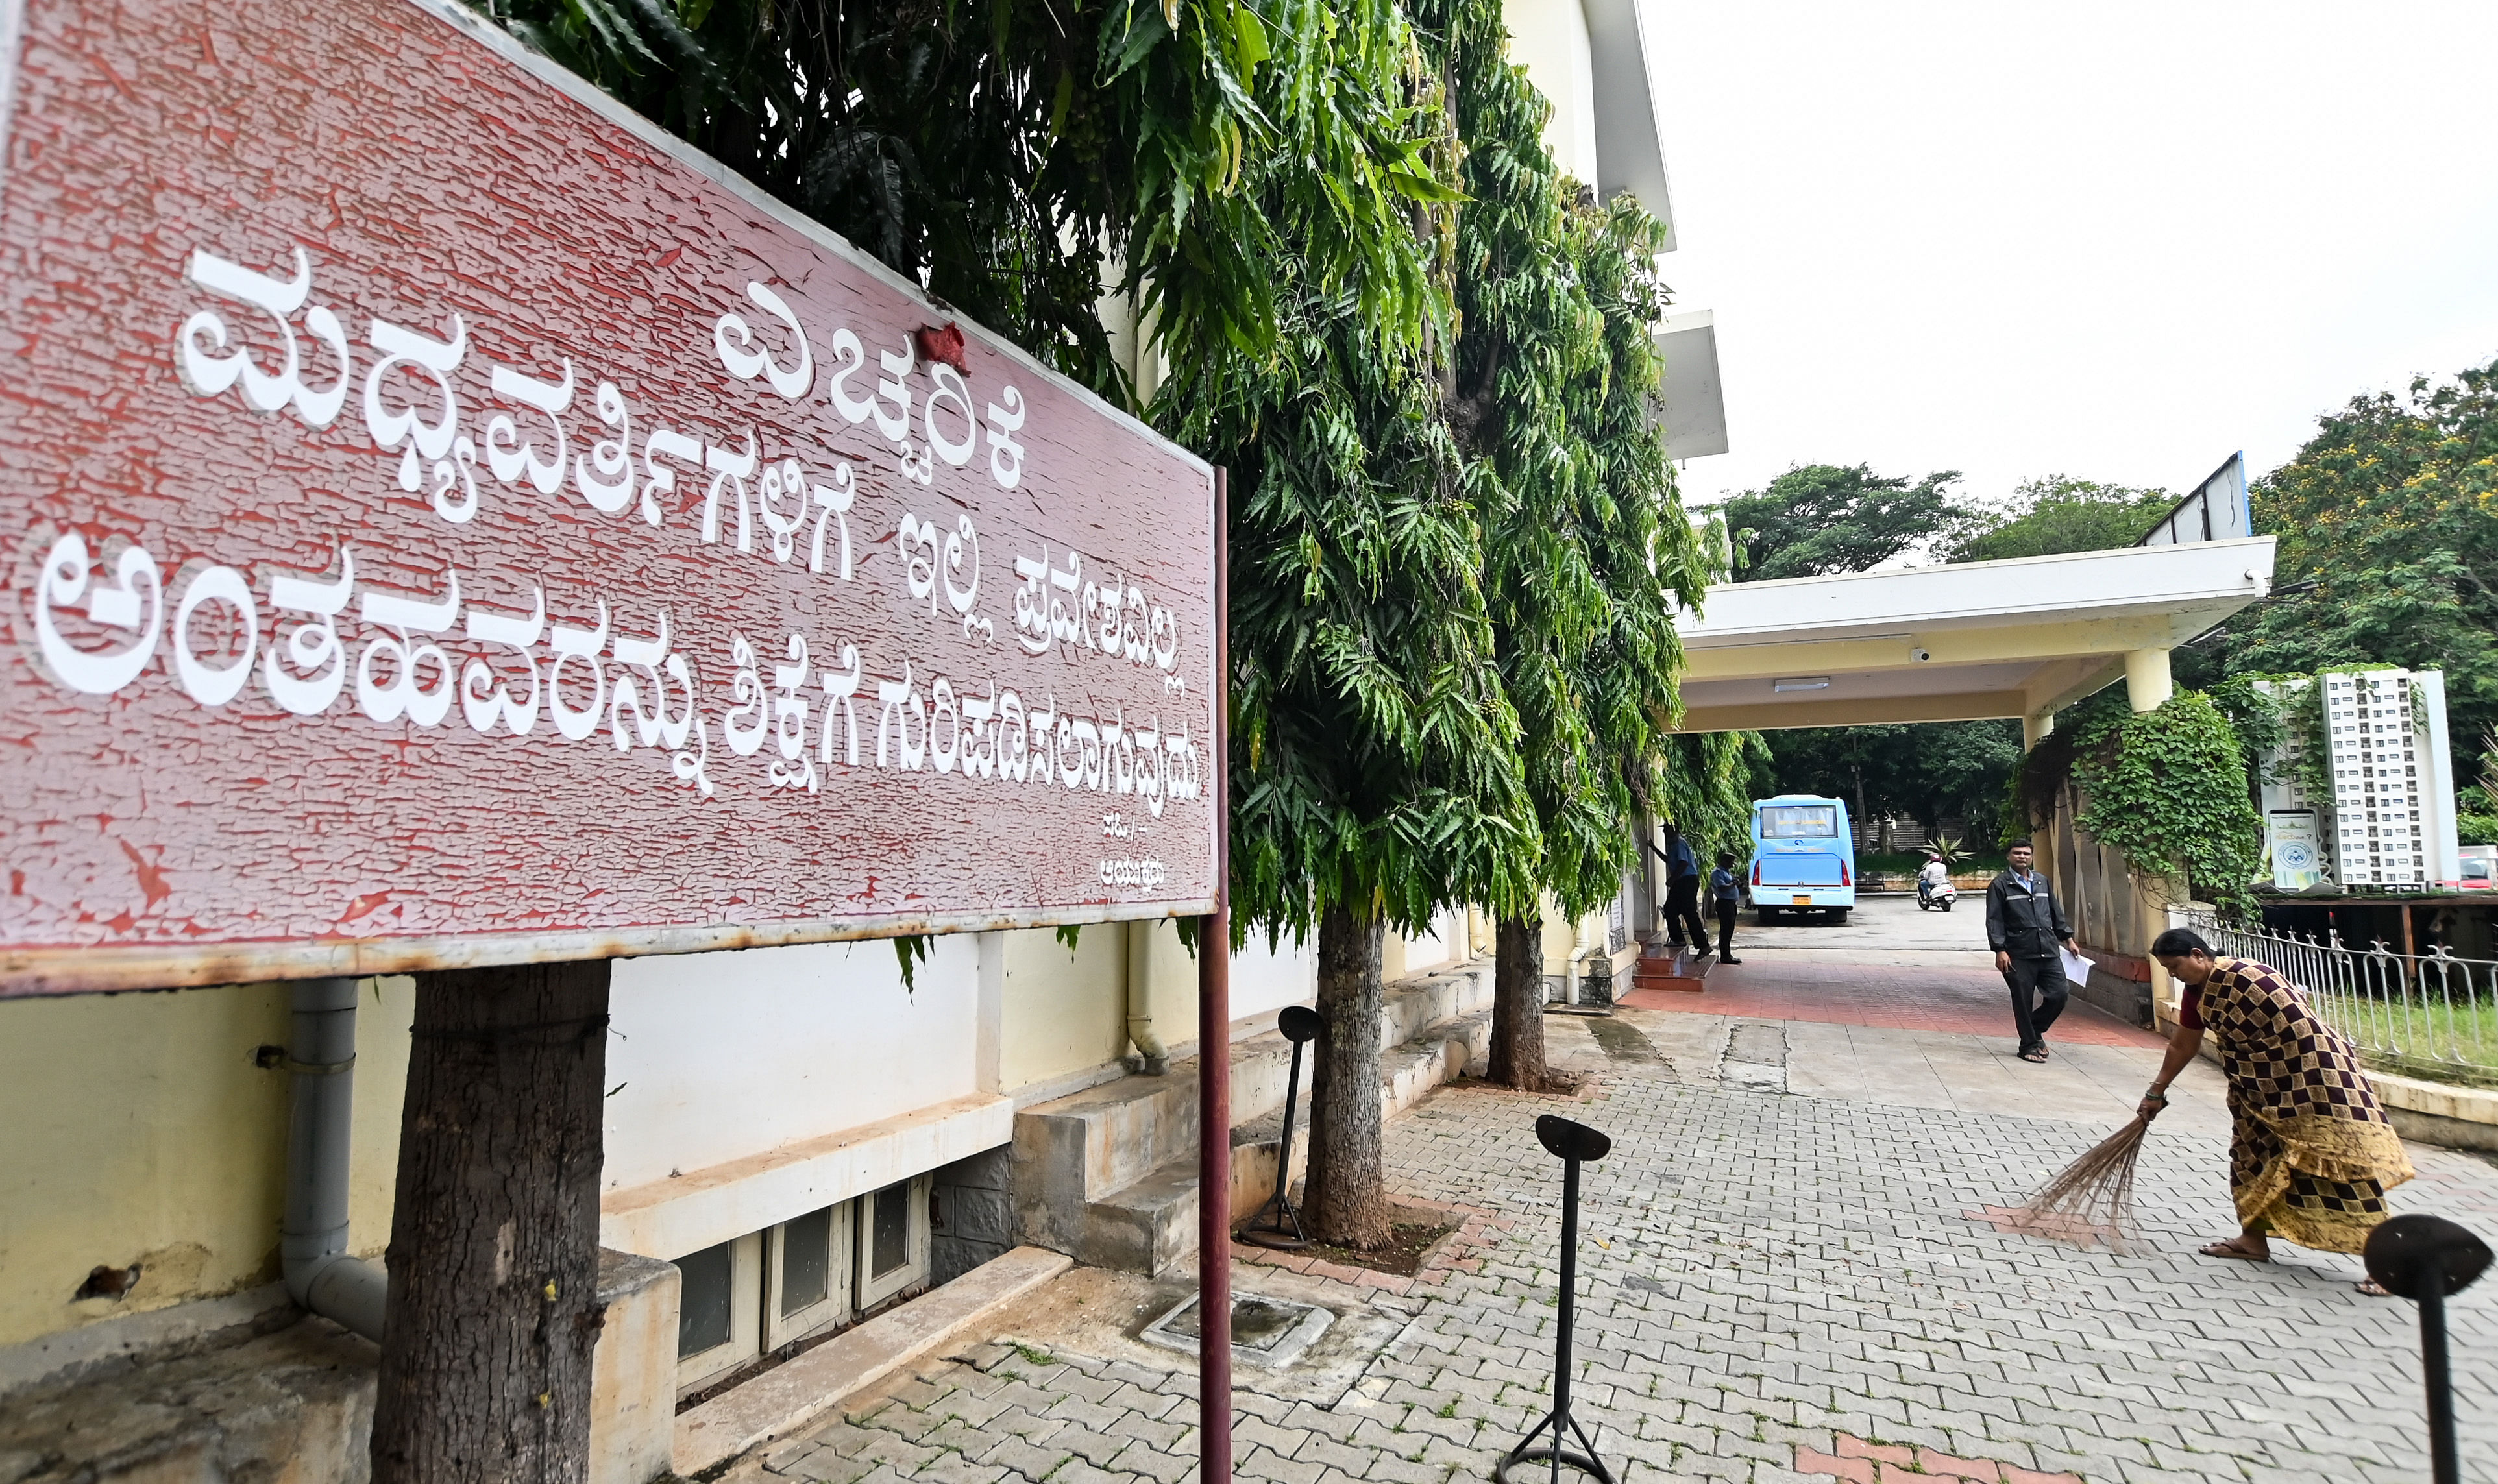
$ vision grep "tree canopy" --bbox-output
[1947,476,2174,563]
[1719,463,1963,581]
[2224,357,2498,744]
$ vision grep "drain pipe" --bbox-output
[1125,919,1169,1075]
[282,975,389,1341]
[1562,912,1598,1006]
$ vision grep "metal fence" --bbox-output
[2186,911,2498,1086]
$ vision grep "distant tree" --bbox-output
[2225,357,2498,744]
[1948,476,2175,563]
[1717,463,1963,581]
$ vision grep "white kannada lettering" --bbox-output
[986,385,1027,489]
[262,548,355,716]
[722,632,770,757]
[355,571,461,727]
[817,642,864,768]
[545,598,611,742]
[714,282,814,400]
[701,433,760,550]
[641,428,704,528]
[461,587,543,735]
[169,563,258,707]
[769,635,817,792]
[573,382,636,515]
[32,533,164,696]
[177,247,352,428]
[365,315,476,523]
[609,611,697,754]
[484,358,574,496]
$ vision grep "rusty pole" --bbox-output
[1198,468,1233,1481]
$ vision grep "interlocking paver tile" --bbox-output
[759,991,2498,1484]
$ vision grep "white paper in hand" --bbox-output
[2059,947,2091,986]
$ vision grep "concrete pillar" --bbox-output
[2124,648,2174,713]
[2022,711,2054,751]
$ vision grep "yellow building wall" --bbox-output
[0,977,411,1352]
[998,926,1127,1095]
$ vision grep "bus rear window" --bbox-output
[1760,805,1838,839]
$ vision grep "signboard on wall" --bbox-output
[0,0,1218,994]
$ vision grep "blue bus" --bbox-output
[1748,794,1855,923]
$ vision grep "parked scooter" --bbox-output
[1916,874,1957,912]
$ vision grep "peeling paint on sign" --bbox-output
[0,0,1218,994]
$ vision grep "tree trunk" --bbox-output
[1304,901,1390,1248]
[1486,914,1549,1091]
[373,961,611,1484]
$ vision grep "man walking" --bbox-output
[1986,842,2078,1064]
[1649,820,1708,952]
[1708,850,1744,964]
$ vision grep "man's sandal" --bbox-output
[2018,1047,2049,1064]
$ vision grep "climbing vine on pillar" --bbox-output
[2070,692,2265,911]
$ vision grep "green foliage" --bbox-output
[1418,0,1696,920]
[2066,693,2265,910]
[471,0,1451,408]
[2460,727,2498,847]
[892,932,931,991]
[2230,356,2498,744]
[1654,731,1771,873]
[1946,476,2175,563]
[1716,464,1963,581]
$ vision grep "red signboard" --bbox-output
[0,0,1218,993]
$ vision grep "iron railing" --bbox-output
[2185,911,2498,1086]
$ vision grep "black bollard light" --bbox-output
[1241,1005,1323,1250]
[1497,1114,1615,1484]
[2364,1213,2493,1484]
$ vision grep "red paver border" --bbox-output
[1621,957,2164,1048]
[1796,1434,2083,1483]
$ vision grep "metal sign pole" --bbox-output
[1498,1115,1615,1484]
[1198,467,1233,1481]
[1242,1006,1321,1248]
[2363,1213,2492,1484]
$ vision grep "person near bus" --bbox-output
[1649,820,1708,951]
[1708,851,1744,964]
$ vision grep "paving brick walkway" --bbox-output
[1622,958,2164,1049]
[750,1020,2498,1484]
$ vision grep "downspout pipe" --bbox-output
[1563,912,1598,1006]
[1126,919,1169,1075]
[282,975,389,1342]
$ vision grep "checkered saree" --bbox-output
[2203,957,2416,1253]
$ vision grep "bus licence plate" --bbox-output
[1791,895,1813,905]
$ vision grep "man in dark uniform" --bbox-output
[1985,841,2079,1063]
[1648,820,1708,952]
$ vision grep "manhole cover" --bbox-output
[1138,1293,1334,1370]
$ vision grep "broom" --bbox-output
[2004,1113,2151,1254]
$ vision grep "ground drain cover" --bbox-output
[1138,1293,1334,1370]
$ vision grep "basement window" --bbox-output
[672,1176,931,1399]
[857,1174,934,1313]
[674,1232,762,1393]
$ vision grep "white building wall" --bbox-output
[602,937,982,1195]
[1502,0,1600,185]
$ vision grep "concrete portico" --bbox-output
[1671,535,2275,733]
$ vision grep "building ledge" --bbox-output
[601,1093,1013,1259]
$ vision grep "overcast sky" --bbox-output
[1643,1,2498,512]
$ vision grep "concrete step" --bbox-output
[1017,962,1495,1274]
[1632,945,1711,993]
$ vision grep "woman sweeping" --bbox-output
[2137,927,2415,1293]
